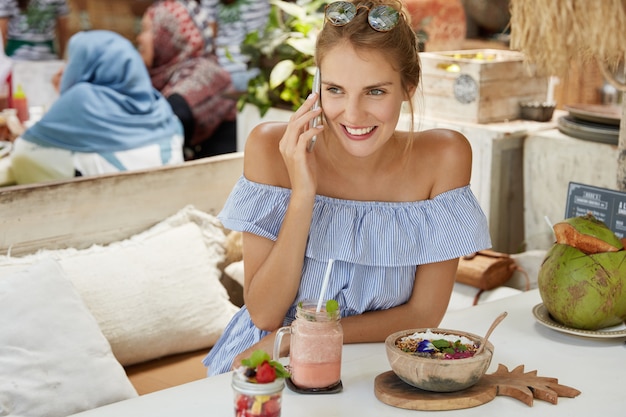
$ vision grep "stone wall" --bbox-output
[523,128,619,250]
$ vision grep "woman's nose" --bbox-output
[343,96,366,123]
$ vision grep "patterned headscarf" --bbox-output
[147,0,236,146]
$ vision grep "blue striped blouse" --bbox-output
[203,176,491,375]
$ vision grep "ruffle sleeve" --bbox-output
[218,176,491,266]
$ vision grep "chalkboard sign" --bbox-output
[565,182,626,239]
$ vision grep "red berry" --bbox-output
[263,397,281,417]
[236,394,251,412]
[255,361,276,383]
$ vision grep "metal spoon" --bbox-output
[475,311,508,356]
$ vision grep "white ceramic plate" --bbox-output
[532,303,626,339]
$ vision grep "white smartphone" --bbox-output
[307,68,321,152]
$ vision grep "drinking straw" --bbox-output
[316,259,335,312]
[545,215,555,239]
[544,215,553,230]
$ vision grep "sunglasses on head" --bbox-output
[325,1,401,32]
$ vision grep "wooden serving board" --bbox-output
[375,371,496,411]
[375,364,582,411]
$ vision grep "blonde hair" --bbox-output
[315,0,421,141]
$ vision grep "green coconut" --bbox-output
[553,213,623,254]
[538,244,626,330]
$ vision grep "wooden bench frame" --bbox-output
[0,152,243,257]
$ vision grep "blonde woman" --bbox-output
[204,0,491,376]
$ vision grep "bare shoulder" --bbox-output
[243,122,289,186]
[416,128,471,154]
[409,128,473,196]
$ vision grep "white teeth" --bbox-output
[345,126,374,136]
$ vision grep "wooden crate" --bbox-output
[418,49,549,123]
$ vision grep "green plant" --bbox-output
[238,0,330,116]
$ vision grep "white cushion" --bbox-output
[0,206,240,366]
[224,260,245,287]
[0,259,137,417]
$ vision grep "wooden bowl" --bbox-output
[385,328,494,392]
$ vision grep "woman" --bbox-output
[0,0,69,60]
[204,0,492,375]
[10,30,184,184]
[137,0,237,160]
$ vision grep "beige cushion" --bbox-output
[224,260,244,287]
[0,206,240,366]
[0,259,137,417]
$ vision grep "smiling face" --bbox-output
[319,41,414,158]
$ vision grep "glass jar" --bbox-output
[231,372,284,417]
[274,300,343,389]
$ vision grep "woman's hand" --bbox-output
[51,67,64,93]
[278,93,323,197]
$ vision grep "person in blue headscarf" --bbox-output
[10,30,184,184]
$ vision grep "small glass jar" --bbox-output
[231,372,284,417]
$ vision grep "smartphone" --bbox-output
[307,68,322,152]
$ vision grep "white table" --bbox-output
[69,289,626,416]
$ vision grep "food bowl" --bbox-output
[385,328,494,392]
[519,101,556,122]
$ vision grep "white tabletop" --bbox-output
[70,289,626,416]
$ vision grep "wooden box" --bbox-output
[418,49,549,123]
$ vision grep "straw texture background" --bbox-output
[509,0,626,77]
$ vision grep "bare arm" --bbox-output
[231,258,459,369]
[242,94,323,331]
[341,258,459,342]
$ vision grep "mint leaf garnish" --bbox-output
[269,359,291,378]
[241,350,270,368]
[241,350,291,379]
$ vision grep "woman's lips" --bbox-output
[343,125,376,140]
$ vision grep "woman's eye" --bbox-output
[327,86,341,94]
[369,89,385,96]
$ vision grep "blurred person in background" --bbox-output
[10,30,184,184]
[0,0,69,60]
[201,0,270,92]
[137,0,237,160]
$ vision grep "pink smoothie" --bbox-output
[289,314,342,389]
[290,360,341,389]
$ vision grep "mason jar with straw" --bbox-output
[273,259,343,391]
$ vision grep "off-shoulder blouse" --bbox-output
[204,176,491,375]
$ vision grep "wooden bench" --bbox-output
[0,152,244,395]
